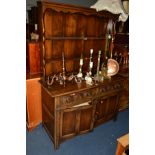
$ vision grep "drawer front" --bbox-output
[58,88,98,108]
[98,82,123,95]
[57,81,123,109]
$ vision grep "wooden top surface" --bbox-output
[26,73,42,80]
[41,74,124,97]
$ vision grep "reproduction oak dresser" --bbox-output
[36,1,127,149]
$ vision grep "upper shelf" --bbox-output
[44,36,106,40]
[38,1,120,19]
[37,1,120,78]
[42,8,116,38]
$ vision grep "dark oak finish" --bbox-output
[119,75,129,111]
[37,1,119,80]
[37,1,126,149]
[94,94,120,127]
[41,75,123,149]
[114,34,129,111]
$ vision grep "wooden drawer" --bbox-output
[58,88,98,109]
[98,82,122,95]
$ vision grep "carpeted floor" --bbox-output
[26,108,129,155]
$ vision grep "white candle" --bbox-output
[80,58,83,65]
[90,49,93,54]
[108,34,111,39]
[35,24,38,31]
[90,62,93,68]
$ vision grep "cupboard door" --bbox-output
[60,108,77,140]
[94,94,119,126]
[60,102,95,141]
[79,104,94,134]
[119,78,129,111]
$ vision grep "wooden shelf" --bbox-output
[45,36,106,40]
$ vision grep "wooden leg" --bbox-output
[54,141,59,150]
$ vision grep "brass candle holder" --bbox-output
[85,49,94,85]
[46,52,67,87]
[77,53,84,79]
[94,50,104,82]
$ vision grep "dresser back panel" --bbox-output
[37,1,119,79]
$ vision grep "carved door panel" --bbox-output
[106,95,119,115]
[95,97,109,121]
[60,108,77,141]
[78,104,95,134]
[94,94,119,126]
[119,78,129,110]
[60,102,94,141]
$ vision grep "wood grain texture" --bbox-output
[36,1,126,150]
[26,77,42,131]
[37,1,119,79]
[41,75,123,149]
[28,42,41,75]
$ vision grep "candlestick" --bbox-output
[94,50,103,82]
[85,49,94,85]
[97,50,101,75]
[104,34,111,61]
[60,51,66,87]
[90,62,93,68]
[90,49,93,54]
[77,53,84,78]
[89,49,93,75]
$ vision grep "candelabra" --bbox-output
[46,52,67,87]
[46,74,58,86]
[46,51,84,86]
[68,73,82,83]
